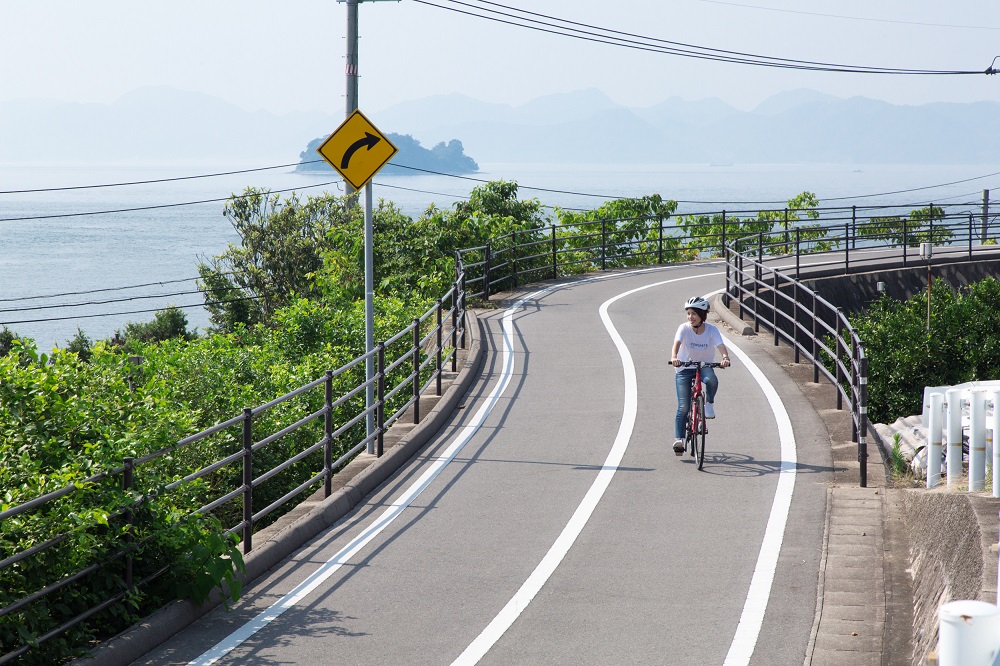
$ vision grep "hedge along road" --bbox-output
[133,262,833,666]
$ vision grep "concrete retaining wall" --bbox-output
[902,491,999,666]
[804,258,1000,316]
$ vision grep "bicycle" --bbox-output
[678,361,724,470]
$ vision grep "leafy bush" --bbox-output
[124,306,193,344]
[851,277,1000,423]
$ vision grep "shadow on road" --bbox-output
[678,451,843,478]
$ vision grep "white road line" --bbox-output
[721,335,797,666]
[185,282,543,666]
[453,273,722,665]
[186,263,787,666]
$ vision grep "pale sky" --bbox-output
[2,0,998,115]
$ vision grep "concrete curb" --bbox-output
[709,293,755,336]
[74,310,486,666]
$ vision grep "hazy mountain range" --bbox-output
[1,85,996,165]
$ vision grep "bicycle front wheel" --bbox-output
[695,394,707,469]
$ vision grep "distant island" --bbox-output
[296,133,478,175]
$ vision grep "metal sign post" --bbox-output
[316,110,397,450]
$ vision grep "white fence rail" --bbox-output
[917,382,1000,494]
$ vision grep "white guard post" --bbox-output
[937,600,1000,666]
[970,390,988,492]
[946,389,964,487]
[928,391,944,488]
[993,391,1000,498]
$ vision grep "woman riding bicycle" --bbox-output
[670,296,731,455]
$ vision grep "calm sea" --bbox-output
[1,161,997,352]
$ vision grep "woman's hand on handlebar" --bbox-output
[671,357,681,367]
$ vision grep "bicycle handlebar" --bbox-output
[676,361,725,368]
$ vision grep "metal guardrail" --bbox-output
[455,204,999,491]
[0,273,466,665]
[723,210,1000,489]
[724,235,870,486]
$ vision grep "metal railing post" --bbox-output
[123,457,134,593]
[754,233,762,333]
[844,223,850,273]
[902,219,908,267]
[658,214,664,264]
[738,247,745,321]
[851,337,859,443]
[242,407,253,554]
[601,220,607,270]
[852,205,857,250]
[451,283,458,372]
[412,318,421,424]
[812,291,819,383]
[512,231,519,288]
[793,280,800,363]
[551,224,557,279]
[324,370,333,496]
[722,212,730,307]
[721,210,726,259]
[835,312,844,411]
[795,228,801,279]
[436,298,443,396]
[859,349,868,488]
[783,208,789,253]
[460,271,467,349]
[970,213,975,260]
[983,189,991,243]
[483,242,491,300]
[773,270,779,346]
[377,343,385,457]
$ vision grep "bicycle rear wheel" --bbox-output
[694,394,706,469]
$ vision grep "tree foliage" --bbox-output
[197,189,357,332]
[850,277,1000,423]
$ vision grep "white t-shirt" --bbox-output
[673,322,723,369]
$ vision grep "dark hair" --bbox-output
[689,308,708,324]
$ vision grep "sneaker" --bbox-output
[704,403,716,419]
[673,438,685,455]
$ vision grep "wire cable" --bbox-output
[0,286,244,315]
[0,295,266,327]
[0,162,315,195]
[0,275,219,303]
[817,170,1000,202]
[698,0,1000,31]
[0,181,341,223]
[414,0,994,75]
[372,180,590,211]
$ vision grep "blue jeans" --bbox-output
[674,367,719,439]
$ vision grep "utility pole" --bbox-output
[344,0,376,450]
[345,0,359,157]
[982,189,991,243]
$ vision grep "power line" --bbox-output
[0,274,223,303]
[0,180,342,223]
[396,163,1000,207]
[0,161,315,195]
[414,0,994,75]
[4,154,998,224]
[372,180,590,211]
[0,295,266,327]
[698,0,1000,31]
[0,286,244,315]
[817,170,1000,202]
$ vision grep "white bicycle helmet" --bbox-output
[684,295,710,312]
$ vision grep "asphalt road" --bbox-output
[132,262,835,666]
